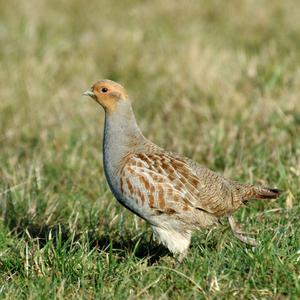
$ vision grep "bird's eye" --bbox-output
[101,87,108,93]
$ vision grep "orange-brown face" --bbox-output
[83,79,128,113]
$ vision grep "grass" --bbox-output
[0,0,300,298]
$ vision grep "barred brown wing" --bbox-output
[118,152,237,217]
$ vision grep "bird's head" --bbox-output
[83,79,129,114]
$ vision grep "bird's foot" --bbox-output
[176,250,188,263]
[228,216,260,246]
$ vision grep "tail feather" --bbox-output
[254,187,282,199]
[233,182,282,201]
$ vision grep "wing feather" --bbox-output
[119,152,240,217]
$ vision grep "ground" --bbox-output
[0,0,299,298]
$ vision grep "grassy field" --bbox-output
[0,0,300,298]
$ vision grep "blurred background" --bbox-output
[0,0,299,298]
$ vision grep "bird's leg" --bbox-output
[176,249,188,263]
[228,216,260,246]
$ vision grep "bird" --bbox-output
[83,79,281,261]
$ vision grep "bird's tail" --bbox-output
[233,182,282,202]
[251,186,282,199]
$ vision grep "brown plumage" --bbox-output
[83,79,282,261]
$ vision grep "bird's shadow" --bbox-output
[87,231,170,264]
[4,212,169,265]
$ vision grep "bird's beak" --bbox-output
[83,90,95,97]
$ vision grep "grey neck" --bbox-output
[102,101,145,175]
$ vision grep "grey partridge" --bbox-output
[83,79,281,261]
